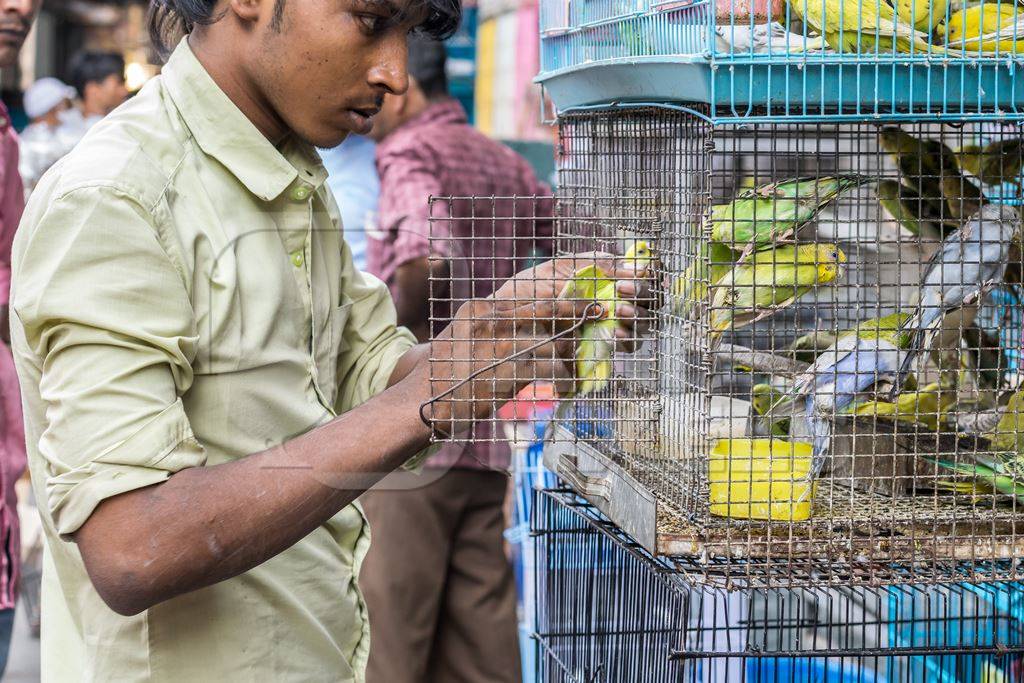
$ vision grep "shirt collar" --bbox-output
[161,38,326,201]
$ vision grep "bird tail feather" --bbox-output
[893,306,942,395]
[577,338,612,396]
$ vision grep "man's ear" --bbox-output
[227,0,262,23]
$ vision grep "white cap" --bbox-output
[23,78,75,119]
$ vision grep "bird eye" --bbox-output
[831,251,838,260]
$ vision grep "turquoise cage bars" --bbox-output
[537,0,1024,122]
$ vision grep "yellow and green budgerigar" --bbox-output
[788,0,940,54]
[709,243,847,342]
[847,381,953,430]
[838,312,914,348]
[928,388,1024,504]
[561,241,655,396]
[708,175,871,254]
[752,383,791,436]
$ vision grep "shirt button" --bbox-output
[291,251,304,267]
[290,185,312,201]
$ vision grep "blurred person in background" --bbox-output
[66,50,128,130]
[0,0,42,674]
[17,77,77,197]
[320,134,378,271]
[362,35,553,683]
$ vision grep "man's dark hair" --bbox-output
[408,35,448,100]
[147,0,462,58]
[67,51,126,98]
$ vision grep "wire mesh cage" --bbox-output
[428,106,1024,587]
[537,0,1024,122]
[532,487,1024,683]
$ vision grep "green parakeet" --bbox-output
[562,242,655,396]
[847,381,953,430]
[752,383,790,436]
[988,387,1024,455]
[875,180,951,239]
[928,389,1024,503]
[955,139,1024,188]
[879,128,984,220]
[839,312,914,348]
[925,455,1024,504]
[708,175,870,254]
[709,243,847,341]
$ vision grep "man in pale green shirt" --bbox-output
[9,0,651,679]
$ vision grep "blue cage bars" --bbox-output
[537,0,1024,122]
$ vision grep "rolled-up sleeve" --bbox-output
[12,185,205,537]
[334,237,416,413]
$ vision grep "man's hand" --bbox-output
[421,253,655,435]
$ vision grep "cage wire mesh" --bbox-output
[428,106,1024,587]
[532,488,1024,683]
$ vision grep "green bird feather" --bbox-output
[709,175,870,255]
[839,312,914,348]
[563,242,655,396]
[875,180,952,239]
[879,128,984,222]
[955,139,1024,189]
[787,313,912,363]
[671,241,736,319]
[988,388,1024,455]
[709,243,847,342]
[926,456,1024,504]
[752,383,790,436]
[847,381,953,430]
[927,388,1024,503]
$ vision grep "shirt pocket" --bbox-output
[316,295,353,408]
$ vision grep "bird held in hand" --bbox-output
[561,242,655,396]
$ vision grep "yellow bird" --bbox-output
[709,243,847,341]
[895,0,949,31]
[788,0,940,54]
[561,241,655,396]
[941,4,1024,54]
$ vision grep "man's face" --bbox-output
[249,0,422,149]
[0,0,40,68]
[88,73,129,116]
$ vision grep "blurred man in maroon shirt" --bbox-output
[363,36,552,683]
[0,0,41,674]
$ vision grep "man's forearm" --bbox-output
[75,361,433,616]
[388,343,428,387]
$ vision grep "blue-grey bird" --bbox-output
[768,336,907,479]
[896,204,1021,385]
